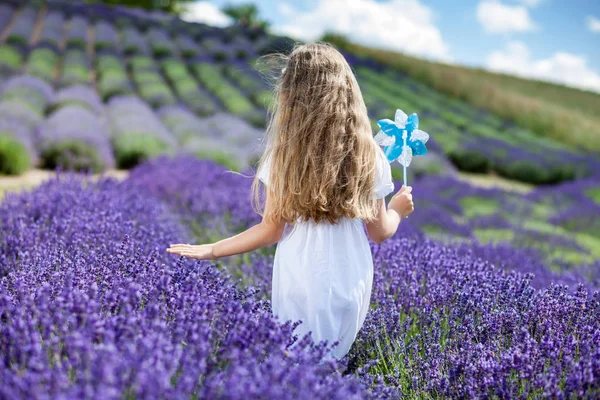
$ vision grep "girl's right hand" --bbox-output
[388,185,414,218]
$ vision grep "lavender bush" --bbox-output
[121,26,150,55]
[0,74,53,116]
[147,27,173,57]
[0,115,36,174]
[65,16,88,48]
[107,95,177,168]
[24,47,60,83]
[37,105,114,172]
[58,49,91,87]
[95,21,120,51]
[51,84,103,115]
[6,7,38,46]
[38,10,65,48]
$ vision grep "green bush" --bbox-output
[113,133,170,169]
[129,56,154,71]
[139,83,177,108]
[97,78,133,101]
[25,48,59,82]
[0,45,23,70]
[0,135,32,175]
[448,148,491,173]
[40,140,105,173]
[6,33,28,46]
[59,64,90,87]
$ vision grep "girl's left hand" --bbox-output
[167,244,216,260]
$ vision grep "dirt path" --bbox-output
[0,169,129,198]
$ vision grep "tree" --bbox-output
[222,3,269,29]
[84,0,194,14]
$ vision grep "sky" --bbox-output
[181,0,600,93]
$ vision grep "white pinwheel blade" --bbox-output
[397,145,413,167]
[411,129,429,144]
[374,130,396,147]
[394,109,408,129]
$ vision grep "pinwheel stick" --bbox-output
[402,130,408,187]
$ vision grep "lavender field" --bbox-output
[0,0,599,398]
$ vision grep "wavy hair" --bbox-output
[252,42,379,224]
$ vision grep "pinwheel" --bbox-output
[374,109,429,186]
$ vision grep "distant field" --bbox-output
[325,34,600,153]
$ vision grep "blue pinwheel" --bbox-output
[374,109,429,186]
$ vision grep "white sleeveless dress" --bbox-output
[257,148,394,360]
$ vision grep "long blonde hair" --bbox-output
[252,42,379,224]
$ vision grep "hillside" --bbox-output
[0,0,597,186]
[325,34,600,153]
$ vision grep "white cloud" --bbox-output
[272,0,451,62]
[509,0,542,7]
[587,16,600,33]
[476,1,537,34]
[181,1,233,27]
[487,41,600,93]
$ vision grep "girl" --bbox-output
[167,43,414,360]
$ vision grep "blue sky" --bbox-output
[183,0,600,92]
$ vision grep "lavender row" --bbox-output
[95,20,120,52]
[24,46,59,83]
[121,26,150,55]
[58,49,91,87]
[65,16,88,49]
[37,104,114,172]
[38,10,65,49]
[158,106,263,170]
[107,95,177,168]
[129,55,176,108]
[5,7,38,46]
[0,173,379,399]
[0,75,53,173]
[0,4,14,33]
[96,54,134,101]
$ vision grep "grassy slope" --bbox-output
[324,34,600,153]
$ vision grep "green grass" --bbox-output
[585,187,600,204]
[474,228,514,244]
[195,149,242,172]
[324,34,600,153]
[459,196,499,218]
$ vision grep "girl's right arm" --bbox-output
[167,189,285,260]
[365,186,413,244]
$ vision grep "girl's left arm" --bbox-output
[167,190,285,260]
